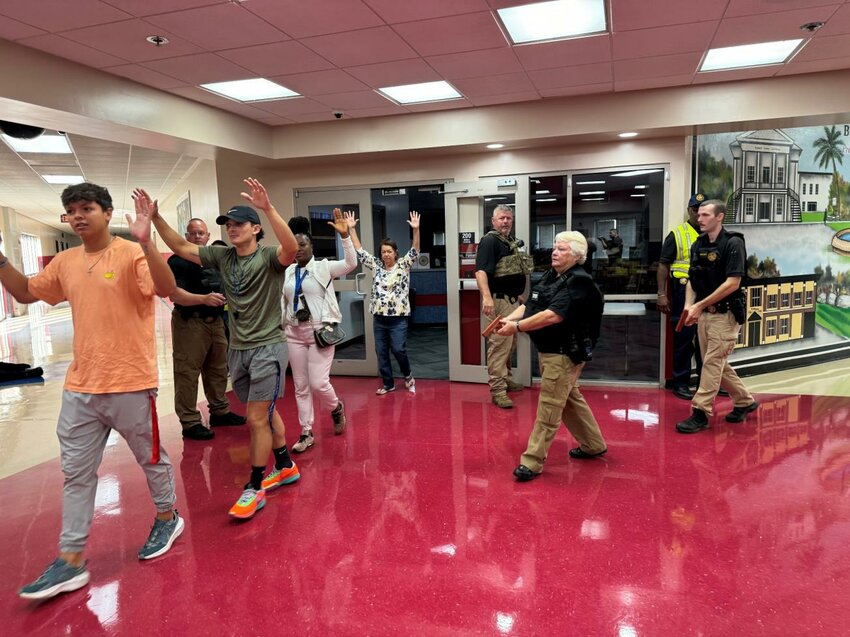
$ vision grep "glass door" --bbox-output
[444,177,532,384]
[294,188,377,376]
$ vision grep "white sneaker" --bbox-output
[292,431,315,453]
[404,376,416,393]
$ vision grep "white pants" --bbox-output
[285,322,339,432]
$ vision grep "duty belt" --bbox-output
[175,309,219,323]
[706,303,729,314]
[493,293,518,303]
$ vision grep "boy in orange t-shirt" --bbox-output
[0,182,181,601]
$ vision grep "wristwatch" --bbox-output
[515,321,522,332]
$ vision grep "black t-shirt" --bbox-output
[523,266,603,354]
[689,228,746,302]
[475,232,526,296]
[168,254,224,319]
[659,221,700,265]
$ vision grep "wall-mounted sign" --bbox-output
[459,232,475,244]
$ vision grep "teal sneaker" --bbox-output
[19,558,90,600]
[138,511,185,560]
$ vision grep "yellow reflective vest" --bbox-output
[671,222,699,279]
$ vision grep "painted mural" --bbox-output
[696,126,850,371]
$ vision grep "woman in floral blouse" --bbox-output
[344,210,420,395]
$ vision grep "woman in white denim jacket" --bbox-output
[282,211,357,453]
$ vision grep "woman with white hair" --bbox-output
[496,231,608,481]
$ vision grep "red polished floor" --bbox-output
[2,379,849,636]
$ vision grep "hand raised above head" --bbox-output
[343,210,358,229]
[240,177,271,211]
[327,208,349,236]
[128,188,158,243]
[407,210,421,229]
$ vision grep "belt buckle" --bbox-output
[707,305,717,314]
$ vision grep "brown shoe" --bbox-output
[506,380,524,392]
[331,401,346,434]
[492,394,513,409]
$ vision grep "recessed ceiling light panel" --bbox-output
[487,143,505,149]
[619,132,638,138]
[3,134,72,154]
[42,174,84,184]
[700,39,804,72]
[378,81,462,105]
[201,78,300,102]
[497,0,607,45]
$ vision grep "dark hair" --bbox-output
[700,199,727,216]
[380,238,398,255]
[61,182,112,210]
[211,239,227,247]
[288,216,312,243]
[256,228,265,241]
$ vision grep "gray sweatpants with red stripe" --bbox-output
[57,389,176,553]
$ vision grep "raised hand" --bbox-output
[240,177,271,211]
[343,210,358,229]
[129,188,157,243]
[407,210,421,229]
[327,208,349,236]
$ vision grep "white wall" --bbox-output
[158,159,222,242]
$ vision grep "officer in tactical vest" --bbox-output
[658,193,703,400]
[475,204,532,409]
[495,231,607,480]
[676,200,759,434]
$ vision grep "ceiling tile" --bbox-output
[452,72,536,96]
[252,98,330,117]
[18,34,129,68]
[392,12,507,57]
[0,15,46,40]
[404,98,473,112]
[615,73,697,92]
[144,3,287,51]
[537,83,614,98]
[218,42,335,78]
[345,59,443,87]
[364,0,490,23]
[143,53,254,84]
[724,0,841,19]
[256,116,297,126]
[614,52,701,81]
[611,0,727,31]
[711,6,838,48]
[514,34,611,71]
[315,90,390,110]
[468,90,540,106]
[269,70,369,96]
[613,21,717,60]
[426,48,524,79]
[346,105,410,118]
[793,33,850,62]
[303,27,420,67]
[528,62,614,90]
[243,0,383,38]
[0,0,131,32]
[102,1,222,17]
[167,87,277,120]
[817,4,850,36]
[285,112,348,124]
[776,56,850,76]
[104,64,188,89]
[60,19,204,62]
[692,65,780,84]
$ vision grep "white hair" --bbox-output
[554,231,588,265]
[492,204,514,216]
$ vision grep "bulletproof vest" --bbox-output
[489,231,533,278]
[691,229,746,302]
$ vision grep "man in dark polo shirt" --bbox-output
[495,231,607,481]
[169,218,244,440]
[475,204,530,409]
[676,200,758,434]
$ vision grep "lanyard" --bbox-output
[293,267,308,312]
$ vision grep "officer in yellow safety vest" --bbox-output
[657,193,703,400]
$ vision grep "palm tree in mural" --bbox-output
[813,125,846,217]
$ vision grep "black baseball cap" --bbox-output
[216,205,260,225]
[688,193,707,207]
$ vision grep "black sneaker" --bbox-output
[331,401,346,435]
[513,464,540,482]
[209,411,246,427]
[182,423,214,440]
[725,401,759,423]
[672,385,694,400]
[676,408,709,434]
[569,447,608,459]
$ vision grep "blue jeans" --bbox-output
[373,315,411,389]
[671,282,701,388]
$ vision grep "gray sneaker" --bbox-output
[138,511,185,560]
[331,401,346,435]
[19,558,90,600]
[292,431,315,453]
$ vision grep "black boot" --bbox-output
[676,408,709,434]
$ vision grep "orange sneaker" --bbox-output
[228,488,266,519]
[261,463,300,491]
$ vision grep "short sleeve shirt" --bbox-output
[357,247,417,316]
[199,244,285,349]
[475,232,526,296]
[523,265,598,353]
[27,237,158,393]
[689,229,746,302]
[168,254,223,318]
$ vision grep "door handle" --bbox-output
[355,272,367,295]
